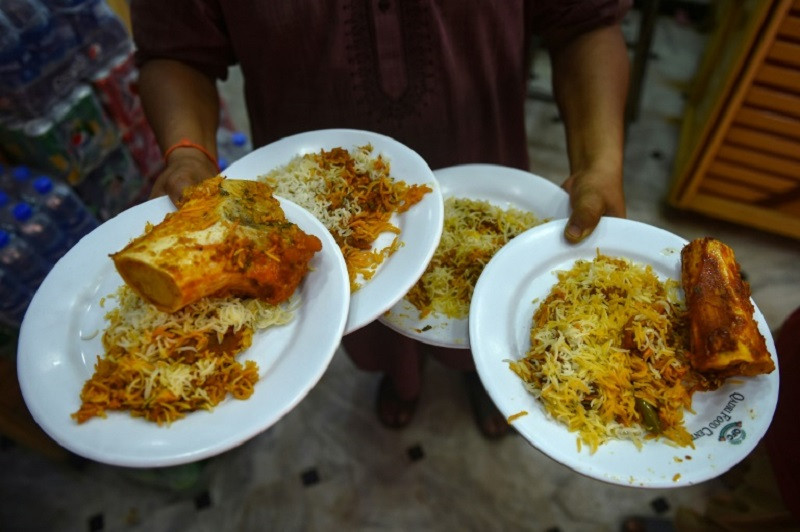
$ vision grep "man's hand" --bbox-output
[138,59,221,205]
[547,21,630,244]
[150,149,219,205]
[561,167,626,243]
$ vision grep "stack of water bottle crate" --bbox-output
[0,0,164,331]
[0,166,98,327]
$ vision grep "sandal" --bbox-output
[376,374,419,429]
[464,371,509,439]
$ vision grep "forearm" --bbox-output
[549,23,629,177]
[546,23,629,241]
[138,59,222,202]
[138,59,221,161]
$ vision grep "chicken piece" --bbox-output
[680,237,774,378]
[111,177,322,313]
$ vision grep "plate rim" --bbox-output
[224,128,445,334]
[469,216,780,488]
[379,163,570,348]
[16,194,350,467]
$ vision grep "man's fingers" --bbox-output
[565,189,605,243]
[148,158,217,205]
[164,174,194,205]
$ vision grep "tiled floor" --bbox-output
[3,8,800,532]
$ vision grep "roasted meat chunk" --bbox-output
[111,177,322,312]
[680,237,774,379]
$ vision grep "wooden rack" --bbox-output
[669,0,800,239]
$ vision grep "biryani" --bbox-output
[406,197,545,319]
[72,284,296,425]
[509,253,696,453]
[260,144,431,290]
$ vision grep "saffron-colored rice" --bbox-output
[509,253,697,452]
[72,284,295,425]
[260,144,431,291]
[406,197,545,319]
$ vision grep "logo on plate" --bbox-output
[718,421,745,445]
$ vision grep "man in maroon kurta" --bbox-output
[131,0,631,436]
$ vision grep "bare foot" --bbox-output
[464,371,509,439]
[376,374,419,429]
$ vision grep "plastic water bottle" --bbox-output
[27,175,98,243]
[9,201,70,263]
[1,0,79,107]
[0,229,50,290]
[0,11,38,92]
[0,265,33,327]
[8,165,34,196]
[0,0,82,118]
[0,190,15,230]
[1,0,77,67]
[42,0,129,68]
[217,129,251,171]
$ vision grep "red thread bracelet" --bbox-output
[163,139,220,171]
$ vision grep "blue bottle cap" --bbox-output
[0,190,9,208]
[0,229,9,248]
[12,202,33,222]
[33,176,53,194]
[12,166,31,181]
[231,131,247,146]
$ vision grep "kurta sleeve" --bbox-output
[529,0,632,44]
[130,0,235,80]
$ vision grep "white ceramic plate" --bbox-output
[17,196,350,468]
[469,217,780,488]
[225,129,444,334]
[379,164,570,348]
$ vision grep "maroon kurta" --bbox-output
[131,0,628,171]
